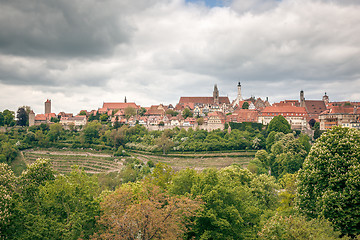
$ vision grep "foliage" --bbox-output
[166,109,179,116]
[92,182,201,240]
[138,107,147,116]
[258,214,346,240]
[0,163,16,235]
[297,126,360,236]
[1,110,16,126]
[16,107,28,126]
[264,132,310,178]
[267,115,291,134]
[242,101,250,109]
[124,106,136,120]
[36,167,100,239]
[0,142,18,164]
[182,108,193,119]
[156,134,174,155]
[179,166,279,239]
[50,117,59,123]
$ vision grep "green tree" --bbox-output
[0,112,4,126]
[50,117,59,123]
[124,106,136,120]
[267,115,291,134]
[258,214,346,240]
[155,134,174,155]
[242,101,250,109]
[165,109,179,117]
[16,107,28,126]
[82,121,102,144]
[182,108,193,119]
[0,142,18,164]
[100,114,109,123]
[37,167,100,239]
[297,126,360,236]
[0,163,16,236]
[47,123,63,142]
[138,107,147,116]
[3,109,15,126]
[79,110,87,115]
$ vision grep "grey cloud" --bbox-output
[0,0,151,58]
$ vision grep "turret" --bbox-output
[45,99,51,114]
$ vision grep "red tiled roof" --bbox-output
[102,102,140,110]
[329,106,355,114]
[179,97,230,105]
[273,100,300,107]
[260,106,307,116]
[35,114,46,121]
[304,100,327,115]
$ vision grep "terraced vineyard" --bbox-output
[22,150,123,174]
[132,151,255,171]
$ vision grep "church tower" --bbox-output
[45,99,51,114]
[232,82,244,108]
[300,90,305,107]
[213,84,219,104]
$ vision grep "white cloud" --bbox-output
[0,0,359,114]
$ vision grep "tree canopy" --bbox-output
[267,115,291,134]
[297,126,360,236]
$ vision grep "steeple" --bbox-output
[213,84,219,104]
[124,96,127,103]
[232,81,244,108]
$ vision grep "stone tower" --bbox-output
[213,84,219,104]
[322,92,329,105]
[45,99,51,114]
[300,90,305,107]
[29,110,35,126]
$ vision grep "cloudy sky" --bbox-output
[1,0,359,114]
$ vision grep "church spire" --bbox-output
[124,96,127,103]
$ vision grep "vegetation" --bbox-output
[1,108,360,239]
[297,126,360,236]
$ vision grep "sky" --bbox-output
[0,0,360,114]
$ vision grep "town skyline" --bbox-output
[1,0,360,114]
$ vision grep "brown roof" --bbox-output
[179,97,230,105]
[228,110,259,123]
[304,100,327,115]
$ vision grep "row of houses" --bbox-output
[30,85,360,131]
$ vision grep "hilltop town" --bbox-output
[28,82,360,132]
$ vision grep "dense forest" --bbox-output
[1,112,359,239]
